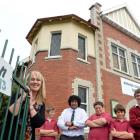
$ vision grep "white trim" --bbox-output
[45,55,62,60]
[107,38,140,80]
[48,30,62,57]
[101,3,127,15]
[77,34,88,61]
[77,58,91,64]
[78,86,89,114]
[101,4,140,30]
[111,42,129,74]
[131,54,140,78]
[102,16,140,41]
[72,78,95,116]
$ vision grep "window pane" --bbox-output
[138,65,140,76]
[131,54,140,77]
[112,54,119,69]
[119,49,125,57]
[120,57,127,72]
[112,45,117,53]
[78,86,88,112]
[131,55,136,62]
[50,32,61,56]
[78,87,86,103]
[78,36,86,60]
[111,43,128,73]
[137,58,140,64]
[132,62,138,77]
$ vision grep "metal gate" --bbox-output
[0,40,29,140]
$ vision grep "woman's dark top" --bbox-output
[4,94,45,140]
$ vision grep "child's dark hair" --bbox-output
[134,88,140,97]
[93,101,104,108]
[68,95,81,107]
[114,104,125,114]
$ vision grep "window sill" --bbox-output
[133,76,140,80]
[113,68,130,76]
[44,55,62,60]
[77,58,90,64]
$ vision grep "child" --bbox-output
[110,104,135,140]
[39,106,59,140]
[86,101,112,140]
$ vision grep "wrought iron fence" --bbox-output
[0,40,29,140]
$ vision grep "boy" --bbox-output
[110,104,135,140]
[129,88,140,140]
[39,106,59,140]
[86,101,112,140]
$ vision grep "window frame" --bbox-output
[111,43,129,74]
[78,85,89,113]
[48,31,62,58]
[131,53,140,78]
[78,34,87,61]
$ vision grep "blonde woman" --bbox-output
[5,71,46,140]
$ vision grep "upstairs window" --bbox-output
[131,54,140,78]
[78,86,88,112]
[50,32,61,56]
[78,35,86,60]
[111,43,128,73]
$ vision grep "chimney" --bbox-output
[89,2,102,26]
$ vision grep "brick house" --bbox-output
[26,14,98,118]
[89,3,140,118]
[26,2,140,120]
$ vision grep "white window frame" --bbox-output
[72,78,94,116]
[78,86,89,113]
[111,43,129,74]
[48,31,62,58]
[131,53,140,78]
[77,34,87,61]
[72,78,95,133]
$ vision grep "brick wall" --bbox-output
[29,49,97,118]
[103,21,140,70]
[102,21,139,112]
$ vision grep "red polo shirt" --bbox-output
[87,112,112,140]
[39,118,59,140]
[129,105,140,139]
[110,118,135,140]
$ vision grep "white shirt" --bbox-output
[57,107,88,136]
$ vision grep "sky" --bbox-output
[0,0,140,67]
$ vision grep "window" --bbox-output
[78,35,86,60]
[72,78,94,115]
[111,43,128,73]
[50,32,61,56]
[32,39,38,63]
[78,86,88,112]
[131,54,140,78]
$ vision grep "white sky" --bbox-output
[0,0,140,67]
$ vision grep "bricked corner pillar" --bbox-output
[89,3,105,101]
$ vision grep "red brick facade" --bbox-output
[29,49,97,117]
[102,21,140,114]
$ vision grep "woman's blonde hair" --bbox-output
[26,71,46,104]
